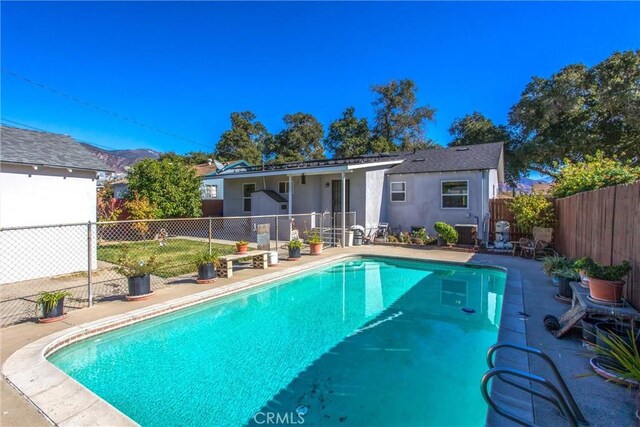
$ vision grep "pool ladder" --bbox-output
[481,343,588,427]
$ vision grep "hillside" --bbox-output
[81,143,162,172]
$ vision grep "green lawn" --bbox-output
[97,238,236,278]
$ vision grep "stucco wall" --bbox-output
[0,163,98,284]
[201,177,224,200]
[385,170,492,237]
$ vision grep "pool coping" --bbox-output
[2,253,530,426]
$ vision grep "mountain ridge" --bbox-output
[81,143,162,172]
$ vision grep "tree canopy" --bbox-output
[266,112,325,163]
[447,112,523,184]
[126,158,202,218]
[551,151,640,198]
[215,111,271,165]
[324,107,371,158]
[509,50,640,177]
[159,151,214,165]
[448,112,511,146]
[371,79,436,151]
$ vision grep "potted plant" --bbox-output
[592,325,640,420]
[542,255,573,286]
[553,265,580,302]
[434,222,458,247]
[582,259,632,303]
[574,257,592,288]
[195,251,219,284]
[287,239,302,260]
[114,253,157,301]
[36,290,71,323]
[307,231,323,255]
[236,240,249,254]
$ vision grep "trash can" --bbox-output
[345,231,354,247]
[268,251,279,265]
[351,225,365,246]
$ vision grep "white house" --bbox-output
[214,142,505,244]
[0,125,112,284]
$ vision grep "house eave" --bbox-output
[0,160,114,173]
[215,160,402,179]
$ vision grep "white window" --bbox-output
[390,182,406,202]
[278,181,289,194]
[201,184,217,199]
[442,181,468,208]
[243,183,255,212]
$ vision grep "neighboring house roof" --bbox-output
[213,153,407,178]
[386,142,504,175]
[255,190,287,203]
[0,125,112,172]
[193,163,218,177]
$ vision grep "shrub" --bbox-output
[411,238,424,245]
[507,194,555,233]
[581,258,631,281]
[434,222,458,244]
[411,228,429,241]
[36,290,72,313]
[306,231,323,244]
[125,193,158,238]
[541,255,574,277]
[114,249,157,277]
[399,232,411,243]
[287,239,302,249]
[194,250,220,267]
[552,152,640,198]
[387,235,398,243]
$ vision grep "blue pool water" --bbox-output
[49,257,505,426]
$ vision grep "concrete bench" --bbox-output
[217,250,270,278]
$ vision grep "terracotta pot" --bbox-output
[589,278,625,303]
[309,242,322,255]
[236,244,248,254]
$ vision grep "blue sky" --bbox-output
[2,1,639,155]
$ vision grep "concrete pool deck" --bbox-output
[0,245,636,426]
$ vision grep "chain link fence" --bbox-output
[0,212,355,327]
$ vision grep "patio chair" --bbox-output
[375,223,389,243]
[519,227,556,259]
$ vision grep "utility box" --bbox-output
[454,224,478,246]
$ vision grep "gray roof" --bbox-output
[386,142,503,174]
[0,126,113,171]
[256,190,288,203]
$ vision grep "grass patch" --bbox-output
[97,238,236,278]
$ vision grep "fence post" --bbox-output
[87,221,93,307]
[208,217,213,255]
[275,216,279,251]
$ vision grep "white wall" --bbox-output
[0,164,98,284]
[0,164,97,227]
[386,170,487,236]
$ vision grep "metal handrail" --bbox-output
[481,367,578,427]
[486,342,588,425]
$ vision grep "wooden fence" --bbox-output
[489,198,530,242]
[554,181,640,308]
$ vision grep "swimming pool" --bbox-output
[49,256,505,426]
